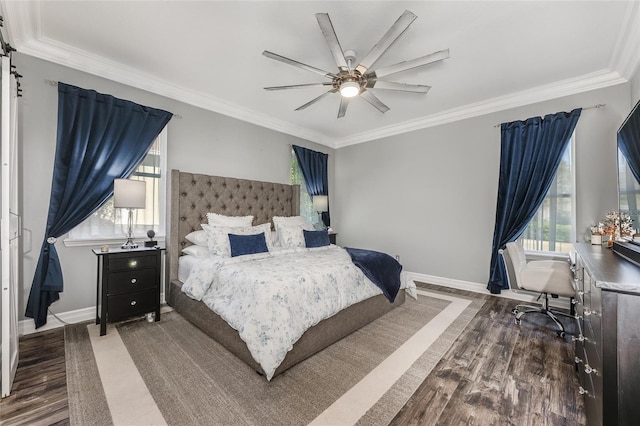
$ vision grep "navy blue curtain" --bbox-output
[293,145,330,226]
[25,83,173,328]
[488,109,581,294]
[618,102,640,184]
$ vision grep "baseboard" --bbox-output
[405,272,571,310]
[19,292,167,336]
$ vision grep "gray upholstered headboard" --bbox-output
[166,169,300,296]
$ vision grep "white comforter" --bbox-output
[182,245,416,380]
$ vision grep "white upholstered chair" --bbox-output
[501,241,575,337]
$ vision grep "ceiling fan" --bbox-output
[262,10,450,118]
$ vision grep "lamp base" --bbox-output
[121,238,138,249]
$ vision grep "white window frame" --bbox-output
[520,133,576,255]
[64,127,167,247]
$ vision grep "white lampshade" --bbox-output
[313,195,328,213]
[113,179,146,209]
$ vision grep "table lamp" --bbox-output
[113,179,146,249]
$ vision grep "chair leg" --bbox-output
[512,293,568,337]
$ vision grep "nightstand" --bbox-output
[328,231,337,245]
[93,246,163,336]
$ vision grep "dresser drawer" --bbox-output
[108,253,158,271]
[108,268,157,295]
[107,289,158,322]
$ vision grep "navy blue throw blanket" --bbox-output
[345,248,402,302]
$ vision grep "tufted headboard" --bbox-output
[166,169,300,296]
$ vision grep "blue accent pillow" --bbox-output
[228,232,269,257]
[303,230,330,248]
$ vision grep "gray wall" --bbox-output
[334,84,630,287]
[16,53,333,320]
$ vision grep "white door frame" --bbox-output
[1,54,19,398]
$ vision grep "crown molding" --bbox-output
[332,69,626,149]
[609,1,640,80]
[3,0,636,151]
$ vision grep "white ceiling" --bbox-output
[2,1,639,148]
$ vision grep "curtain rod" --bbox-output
[493,104,606,128]
[45,79,182,119]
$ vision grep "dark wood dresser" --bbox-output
[93,246,163,336]
[573,243,640,426]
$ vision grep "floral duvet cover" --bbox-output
[182,245,416,380]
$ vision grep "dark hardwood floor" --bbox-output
[0,284,585,425]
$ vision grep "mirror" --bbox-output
[617,98,640,242]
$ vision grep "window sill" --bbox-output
[63,235,165,248]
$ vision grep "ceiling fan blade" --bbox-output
[366,81,431,93]
[315,13,349,72]
[365,49,450,79]
[295,89,338,111]
[360,90,390,114]
[263,51,336,79]
[265,82,334,91]
[354,10,417,75]
[338,96,349,118]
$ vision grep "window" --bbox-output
[291,150,317,225]
[520,134,575,253]
[65,127,167,245]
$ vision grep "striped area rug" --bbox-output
[65,289,484,425]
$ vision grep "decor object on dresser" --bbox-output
[166,170,415,380]
[263,10,450,118]
[93,246,163,336]
[144,229,157,247]
[501,241,574,337]
[573,243,640,425]
[114,179,146,249]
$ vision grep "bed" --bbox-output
[166,169,411,379]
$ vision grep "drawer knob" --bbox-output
[578,386,588,395]
[572,334,584,342]
[585,365,598,375]
[130,300,137,306]
[131,278,137,284]
[574,356,583,364]
[584,309,592,316]
[129,260,138,268]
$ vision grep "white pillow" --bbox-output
[207,212,254,227]
[277,224,314,249]
[202,223,272,257]
[272,215,307,227]
[185,229,208,246]
[181,245,209,258]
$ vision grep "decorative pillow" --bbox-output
[229,233,269,257]
[202,223,272,257]
[207,212,254,227]
[303,229,330,248]
[278,224,314,249]
[272,215,307,227]
[185,229,208,246]
[181,245,210,258]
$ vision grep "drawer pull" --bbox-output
[130,300,137,306]
[584,309,591,316]
[577,290,584,296]
[579,386,588,395]
[572,334,584,342]
[129,260,138,268]
[131,278,137,284]
[574,356,583,364]
[574,314,582,320]
[584,365,598,375]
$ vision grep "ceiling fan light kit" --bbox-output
[263,10,450,118]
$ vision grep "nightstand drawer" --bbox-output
[108,268,157,295]
[109,254,158,271]
[107,289,157,322]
